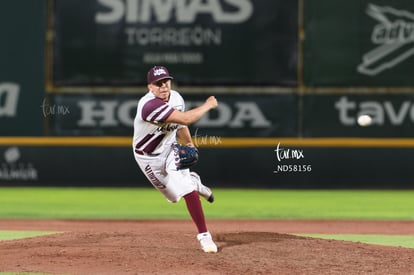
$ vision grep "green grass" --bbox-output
[0,273,68,275]
[0,230,59,241]
[297,234,414,249]
[214,189,414,220]
[0,187,413,220]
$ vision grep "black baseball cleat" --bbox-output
[197,181,214,203]
[190,172,215,203]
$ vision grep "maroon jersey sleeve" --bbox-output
[141,98,174,123]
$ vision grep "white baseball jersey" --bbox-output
[133,90,196,202]
[133,89,185,155]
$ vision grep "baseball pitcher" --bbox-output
[132,66,218,253]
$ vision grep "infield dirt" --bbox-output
[0,219,414,274]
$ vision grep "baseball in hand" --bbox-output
[357,115,372,126]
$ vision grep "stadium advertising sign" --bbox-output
[0,147,38,182]
[302,93,414,137]
[47,93,297,137]
[0,0,45,135]
[304,1,414,86]
[0,83,19,118]
[0,81,43,136]
[53,0,297,86]
[357,4,414,77]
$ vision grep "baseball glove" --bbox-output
[173,143,199,170]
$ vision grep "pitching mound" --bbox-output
[0,219,414,274]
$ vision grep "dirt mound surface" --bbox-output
[0,219,413,274]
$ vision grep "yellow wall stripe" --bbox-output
[1,137,414,148]
[0,137,130,147]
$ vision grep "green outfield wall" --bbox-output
[0,0,46,136]
[0,143,413,188]
[1,0,414,187]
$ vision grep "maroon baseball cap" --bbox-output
[147,66,173,84]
